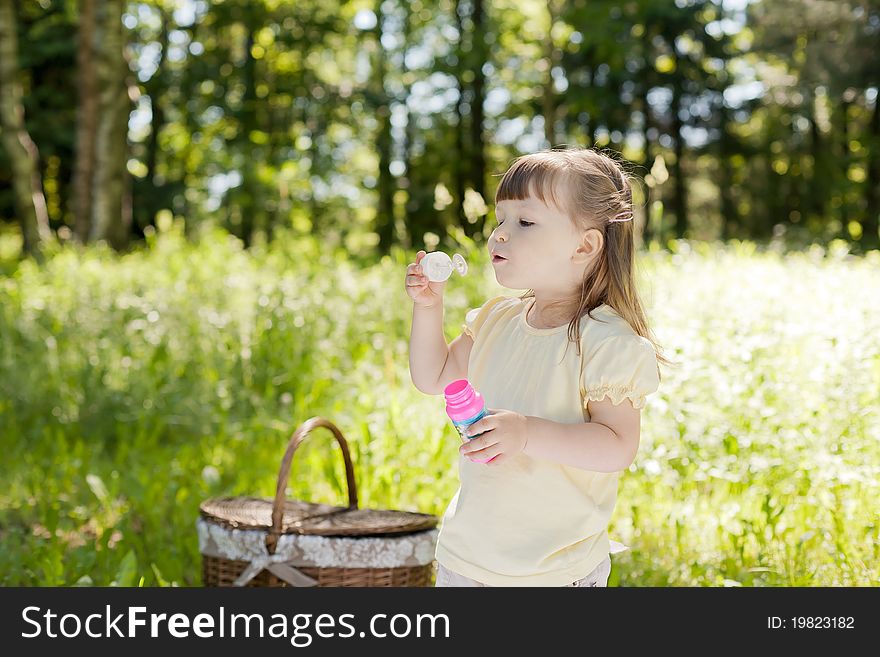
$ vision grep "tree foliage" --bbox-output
[0,0,878,256]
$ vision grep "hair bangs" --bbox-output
[495,155,574,217]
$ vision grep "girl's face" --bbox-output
[489,191,598,298]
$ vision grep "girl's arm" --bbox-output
[522,397,641,472]
[408,298,476,395]
[409,303,449,394]
[407,250,451,394]
[460,397,640,471]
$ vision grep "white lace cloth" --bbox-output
[197,518,438,586]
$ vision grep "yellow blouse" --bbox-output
[434,295,661,586]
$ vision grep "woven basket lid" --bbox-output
[200,496,437,536]
[199,417,438,546]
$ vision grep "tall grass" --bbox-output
[1,224,878,586]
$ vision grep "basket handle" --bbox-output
[266,417,359,554]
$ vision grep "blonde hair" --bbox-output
[494,146,673,371]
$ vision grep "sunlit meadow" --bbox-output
[1,224,878,586]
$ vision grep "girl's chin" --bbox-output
[493,272,517,287]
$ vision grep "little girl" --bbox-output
[405,146,667,587]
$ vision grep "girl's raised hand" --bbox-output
[405,250,446,308]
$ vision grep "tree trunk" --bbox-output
[0,0,51,258]
[142,4,169,233]
[238,19,258,247]
[640,78,654,245]
[542,0,563,148]
[670,73,688,239]
[718,102,735,241]
[398,0,415,251]
[73,0,98,244]
[265,64,277,245]
[763,136,779,239]
[838,97,850,236]
[373,2,395,254]
[579,72,592,143]
[453,0,468,230]
[305,77,323,237]
[470,0,487,238]
[807,87,827,225]
[90,0,131,249]
[638,23,655,245]
[865,92,880,249]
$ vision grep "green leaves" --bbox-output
[86,474,111,507]
[112,550,140,587]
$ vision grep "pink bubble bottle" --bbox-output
[443,379,495,463]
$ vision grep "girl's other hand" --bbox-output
[459,408,529,466]
[405,250,447,308]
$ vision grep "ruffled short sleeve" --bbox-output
[580,334,660,410]
[461,295,507,340]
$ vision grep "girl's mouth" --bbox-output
[492,255,507,263]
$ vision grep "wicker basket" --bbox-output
[199,417,439,587]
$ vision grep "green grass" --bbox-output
[1,224,878,586]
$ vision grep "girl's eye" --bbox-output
[518,219,534,227]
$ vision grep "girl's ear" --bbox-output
[574,228,603,264]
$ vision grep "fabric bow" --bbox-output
[231,550,319,587]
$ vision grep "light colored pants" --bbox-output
[435,555,612,587]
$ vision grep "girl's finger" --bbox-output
[465,421,493,439]
[460,434,496,454]
[467,445,501,463]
